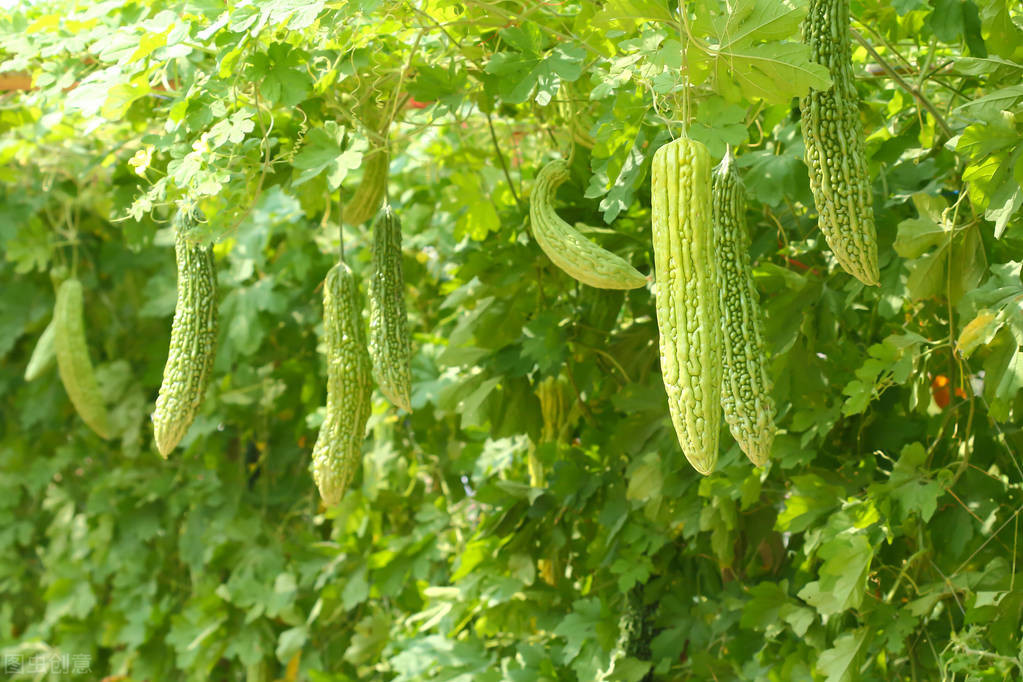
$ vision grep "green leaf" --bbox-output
[291,122,362,189]
[985,331,1023,419]
[594,0,675,27]
[740,580,789,630]
[816,629,867,682]
[342,564,370,610]
[249,42,312,106]
[885,442,943,522]
[609,657,653,682]
[709,0,808,46]
[626,452,662,501]
[696,40,832,104]
[208,110,256,148]
[450,172,501,240]
[775,475,843,533]
[928,0,966,42]
[957,308,1004,357]
[275,625,308,662]
[978,0,1023,58]
[554,598,603,662]
[345,611,391,665]
[893,217,948,258]
[956,84,1023,112]
[690,96,749,157]
[798,532,873,615]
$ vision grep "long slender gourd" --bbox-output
[152,209,219,457]
[650,138,722,475]
[344,105,390,226]
[25,318,57,381]
[713,154,776,467]
[369,204,412,412]
[54,279,111,439]
[800,0,880,286]
[312,262,373,506]
[529,160,647,290]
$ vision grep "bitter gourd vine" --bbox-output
[152,208,219,457]
[800,0,880,286]
[54,278,111,439]
[368,205,412,412]
[714,153,776,467]
[650,137,722,475]
[529,159,647,290]
[312,262,373,506]
[24,318,56,381]
[344,104,390,226]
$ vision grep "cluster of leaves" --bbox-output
[1,0,1022,680]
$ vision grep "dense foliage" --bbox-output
[1,1,1022,680]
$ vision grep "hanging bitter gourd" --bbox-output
[713,153,776,467]
[25,318,57,381]
[54,278,111,439]
[312,262,373,506]
[344,104,390,226]
[152,207,219,457]
[650,137,722,475]
[530,160,647,290]
[800,0,880,286]
[368,205,412,411]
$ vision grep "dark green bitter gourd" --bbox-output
[25,318,57,381]
[54,278,111,439]
[312,262,373,506]
[152,208,219,457]
[800,0,880,286]
[530,159,647,290]
[369,205,412,411]
[713,153,776,467]
[651,137,722,475]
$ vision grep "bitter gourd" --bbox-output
[650,138,722,475]
[537,375,564,447]
[54,278,111,439]
[800,0,880,286]
[529,159,647,290]
[344,105,390,226]
[368,205,412,411]
[25,318,56,381]
[312,262,373,506]
[713,153,776,467]
[152,208,219,457]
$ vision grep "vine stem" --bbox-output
[225,90,274,236]
[849,28,954,140]
[487,112,523,210]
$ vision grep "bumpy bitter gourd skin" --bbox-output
[312,262,373,506]
[25,318,57,381]
[651,138,722,475]
[800,0,880,286]
[369,205,413,411]
[529,160,647,290]
[152,210,219,457]
[54,279,111,439]
[713,154,776,467]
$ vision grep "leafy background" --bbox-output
[1,0,1022,680]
